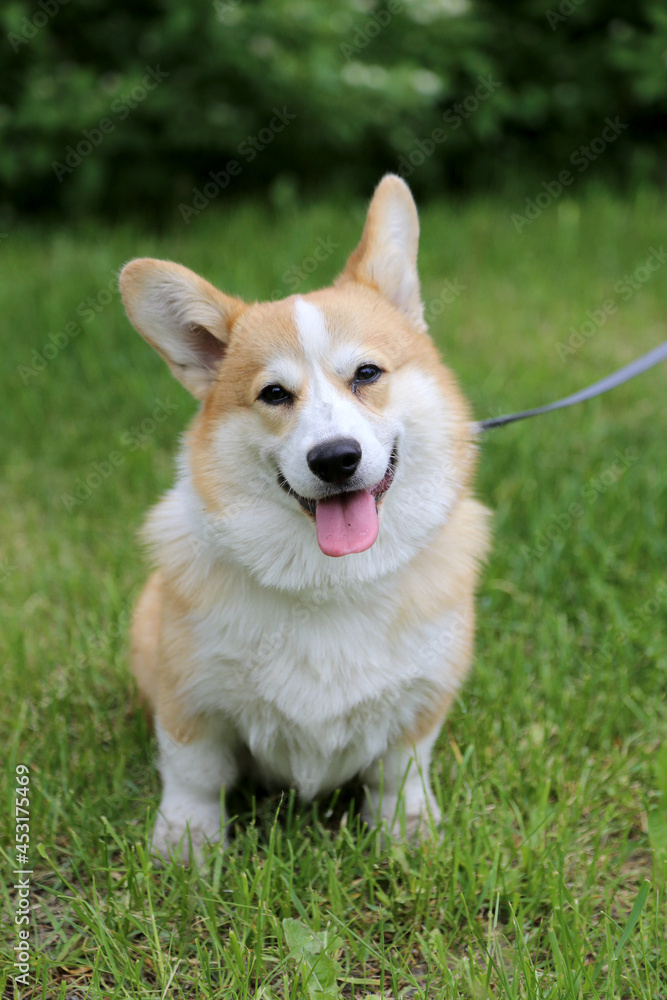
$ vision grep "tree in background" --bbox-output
[0,0,665,221]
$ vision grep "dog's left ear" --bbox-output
[119,258,246,400]
[337,174,425,330]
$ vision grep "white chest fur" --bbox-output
[146,474,478,800]
[176,579,464,798]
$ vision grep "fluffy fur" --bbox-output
[120,174,491,862]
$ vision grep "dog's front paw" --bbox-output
[151,799,225,865]
[362,791,442,843]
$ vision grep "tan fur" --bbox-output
[132,569,211,744]
[154,581,209,745]
[129,569,162,714]
[393,498,491,634]
[401,690,457,748]
[393,501,490,746]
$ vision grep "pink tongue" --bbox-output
[315,490,379,557]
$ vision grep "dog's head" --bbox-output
[120,175,476,590]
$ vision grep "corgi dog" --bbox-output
[119,174,491,862]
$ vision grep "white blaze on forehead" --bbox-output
[294,297,330,361]
[274,296,394,506]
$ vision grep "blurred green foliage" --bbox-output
[0,0,665,221]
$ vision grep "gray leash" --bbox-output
[475,340,667,433]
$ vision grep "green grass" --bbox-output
[1,189,666,998]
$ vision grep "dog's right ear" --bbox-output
[337,174,425,330]
[119,258,246,400]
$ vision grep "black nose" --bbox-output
[307,437,362,484]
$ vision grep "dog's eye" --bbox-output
[353,364,382,386]
[258,384,293,405]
